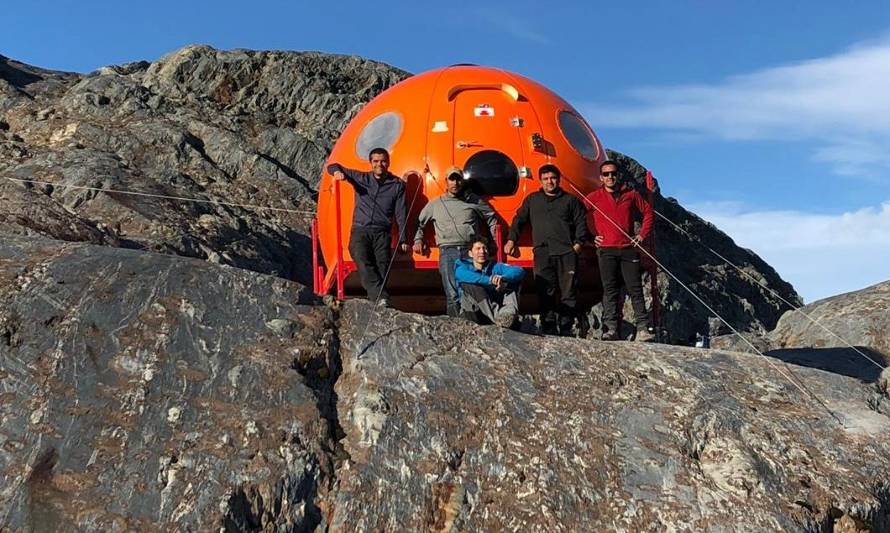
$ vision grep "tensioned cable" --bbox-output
[486,168,785,421]
[349,170,425,354]
[353,164,496,354]
[564,179,846,427]
[411,167,753,422]
[2,176,317,215]
[5,169,420,374]
[652,207,886,371]
[481,171,752,422]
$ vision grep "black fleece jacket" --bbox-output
[507,188,590,256]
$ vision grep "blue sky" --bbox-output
[3,0,889,302]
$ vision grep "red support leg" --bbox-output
[334,179,346,301]
[645,171,661,332]
[311,218,320,294]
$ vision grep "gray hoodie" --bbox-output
[414,192,498,247]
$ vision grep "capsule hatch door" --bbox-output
[450,86,525,200]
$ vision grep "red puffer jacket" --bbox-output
[584,186,653,248]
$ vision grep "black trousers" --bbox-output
[534,251,578,330]
[348,227,392,301]
[598,247,650,330]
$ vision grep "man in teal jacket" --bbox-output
[455,237,525,328]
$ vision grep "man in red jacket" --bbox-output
[586,160,655,341]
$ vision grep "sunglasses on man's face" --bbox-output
[447,175,464,182]
[601,171,618,177]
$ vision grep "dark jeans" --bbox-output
[438,245,467,317]
[349,227,392,301]
[534,251,578,333]
[598,247,650,331]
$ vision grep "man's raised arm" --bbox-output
[327,163,370,187]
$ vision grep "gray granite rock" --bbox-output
[331,301,890,532]
[0,236,336,530]
[1,236,888,531]
[0,47,408,287]
[771,280,890,359]
[712,280,889,398]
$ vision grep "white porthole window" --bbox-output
[355,111,403,159]
[558,111,598,161]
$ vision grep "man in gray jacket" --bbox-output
[413,166,498,317]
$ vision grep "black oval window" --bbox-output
[558,111,598,160]
[463,150,518,197]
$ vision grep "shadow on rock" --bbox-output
[765,346,888,383]
[0,57,44,88]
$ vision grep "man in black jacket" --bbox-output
[505,164,590,335]
[328,147,408,307]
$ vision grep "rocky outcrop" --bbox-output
[0,236,336,530]
[2,48,801,345]
[0,47,408,285]
[767,280,890,394]
[2,236,888,531]
[772,280,890,358]
[330,301,890,531]
[710,280,889,394]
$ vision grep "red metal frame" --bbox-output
[311,218,322,294]
[314,179,357,299]
[334,179,349,300]
[645,171,660,331]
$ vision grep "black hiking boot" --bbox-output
[541,320,558,336]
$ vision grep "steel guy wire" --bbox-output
[652,207,886,371]
[564,179,846,427]
[2,176,318,215]
[349,170,425,355]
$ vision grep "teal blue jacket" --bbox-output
[454,258,524,297]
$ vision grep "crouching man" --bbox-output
[455,237,525,328]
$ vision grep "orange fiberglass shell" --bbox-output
[313,65,608,311]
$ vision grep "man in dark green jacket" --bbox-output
[505,164,589,335]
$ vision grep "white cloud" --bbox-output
[468,8,549,44]
[687,201,890,302]
[812,138,890,179]
[585,38,890,178]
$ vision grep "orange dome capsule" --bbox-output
[313,65,608,313]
